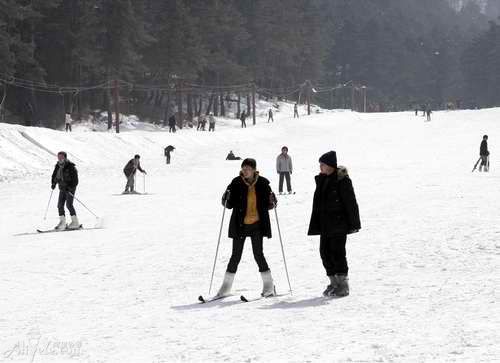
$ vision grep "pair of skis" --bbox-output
[198,291,289,304]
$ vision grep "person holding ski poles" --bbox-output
[276,146,293,194]
[240,110,247,128]
[479,135,489,172]
[51,151,79,230]
[216,158,278,298]
[123,154,146,194]
[308,151,361,297]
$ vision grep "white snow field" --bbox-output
[1,105,499,362]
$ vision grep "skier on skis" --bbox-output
[51,151,79,230]
[479,135,489,172]
[276,146,293,194]
[164,145,175,164]
[308,151,361,297]
[123,155,146,194]
[216,158,278,298]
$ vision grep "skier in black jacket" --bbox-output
[308,151,361,297]
[479,135,489,172]
[123,155,146,194]
[168,115,176,133]
[215,158,278,298]
[51,151,79,230]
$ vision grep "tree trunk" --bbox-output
[206,94,214,115]
[237,93,241,119]
[164,91,171,127]
[187,93,193,122]
[176,82,183,129]
[220,92,225,117]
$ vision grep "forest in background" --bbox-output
[0,0,499,128]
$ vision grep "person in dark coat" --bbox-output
[123,155,146,194]
[479,135,489,172]
[426,108,432,121]
[294,103,299,118]
[308,151,361,298]
[268,109,274,123]
[226,150,241,160]
[51,151,79,230]
[215,158,278,298]
[164,145,175,164]
[168,115,176,133]
[240,110,247,128]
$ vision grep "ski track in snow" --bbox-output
[1,105,499,362]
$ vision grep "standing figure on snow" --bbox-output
[268,108,274,123]
[51,151,79,230]
[164,145,175,165]
[276,146,293,194]
[240,110,247,128]
[479,135,489,172]
[65,113,72,132]
[294,103,299,118]
[216,158,278,298]
[123,154,147,194]
[308,151,361,298]
[426,108,432,121]
[196,114,204,131]
[168,114,176,133]
[208,112,216,132]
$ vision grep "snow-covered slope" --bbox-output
[1,106,499,362]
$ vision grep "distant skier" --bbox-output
[216,158,278,298]
[226,150,241,160]
[276,146,293,194]
[415,107,419,116]
[294,103,299,118]
[51,151,79,230]
[208,113,216,132]
[168,114,176,133]
[123,154,147,194]
[308,151,361,298]
[164,145,175,164]
[65,113,72,132]
[240,110,247,128]
[196,114,204,131]
[268,109,274,123]
[479,135,489,172]
[426,108,432,121]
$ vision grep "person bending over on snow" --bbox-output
[276,146,293,194]
[226,150,241,160]
[308,151,361,298]
[123,154,146,194]
[479,135,489,172]
[164,145,175,164]
[51,151,79,230]
[217,158,278,298]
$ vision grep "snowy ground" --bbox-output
[1,105,499,362]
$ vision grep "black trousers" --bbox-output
[278,172,292,193]
[320,234,348,276]
[57,190,76,216]
[65,123,72,132]
[209,123,215,131]
[166,154,171,164]
[227,223,270,273]
[241,120,246,128]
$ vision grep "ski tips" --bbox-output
[198,295,205,303]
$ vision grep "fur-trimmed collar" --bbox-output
[240,171,259,186]
[337,166,349,180]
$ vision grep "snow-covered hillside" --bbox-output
[1,105,499,362]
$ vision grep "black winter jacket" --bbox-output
[308,166,361,237]
[123,159,144,177]
[51,161,78,191]
[224,173,274,239]
[480,140,489,156]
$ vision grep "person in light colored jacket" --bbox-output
[276,146,293,194]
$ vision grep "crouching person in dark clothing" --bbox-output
[51,151,79,230]
[308,151,361,297]
[216,158,278,298]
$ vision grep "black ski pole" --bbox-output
[209,191,230,295]
[67,191,100,219]
[472,157,481,172]
[273,201,293,294]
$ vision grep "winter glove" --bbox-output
[142,170,147,174]
[348,229,360,235]
[269,192,278,209]
[221,190,231,207]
